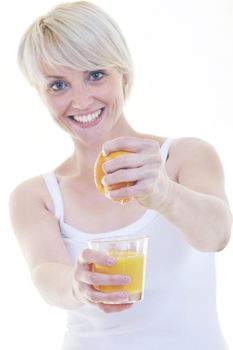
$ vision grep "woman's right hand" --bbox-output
[71,249,133,313]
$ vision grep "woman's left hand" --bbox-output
[101,136,171,210]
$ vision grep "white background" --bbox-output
[0,0,232,349]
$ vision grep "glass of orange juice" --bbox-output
[88,234,148,303]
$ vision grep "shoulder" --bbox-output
[169,137,227,199]
[9,175,53,215]
[139,135,220,167]
[10,176,46,200]
[169,137,223,172]
[170,137,217,157]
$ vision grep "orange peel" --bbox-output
[94,150,135,204]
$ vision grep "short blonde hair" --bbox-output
[17,1,133,98]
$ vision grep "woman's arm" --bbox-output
[141,138,232,251]
[9,177,82,309]
[9,177,132,311]
[102,137,232,252]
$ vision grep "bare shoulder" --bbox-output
[10,176,45,196]
[9,175,70,269]
[169,137,227,200]
[170,137,219,160]
[9,175,52,213]
[168,136,225,174]
[9,176,53,230]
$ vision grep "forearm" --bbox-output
[31,262,83,310]
[156,181,232,251]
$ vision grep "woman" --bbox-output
[9,1,232,349]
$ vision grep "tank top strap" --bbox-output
[160,138,174,163]
[42,172,65,222]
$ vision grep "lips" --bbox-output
[68,108,104,128]
[73,108,102,123]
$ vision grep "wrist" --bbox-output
[138,178,175,213]
[156,179,175,213]
[69,269,84,309]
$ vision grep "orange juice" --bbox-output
[92,251,145,298]
[88,234,148,303]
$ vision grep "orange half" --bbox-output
[94,150,135,204]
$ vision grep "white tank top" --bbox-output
[43,139,228,350]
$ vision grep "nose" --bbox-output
[70,82,93,110]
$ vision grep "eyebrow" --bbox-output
[44,70,105,79]
[45,75,66,79]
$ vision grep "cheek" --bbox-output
[38,87,69,121]
[106,84,125,106]
[45,96,67,118]
[114,87,125,110]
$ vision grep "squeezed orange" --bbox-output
[94,150,136,205]
[92,251,145,295]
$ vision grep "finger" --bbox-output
[86,287,130,304]
[79,270,130,286]
[79,249,116,266]
[102,167,157,187]
[106,178,154,200]
[102,153,159,174]
[102,153,140,174]
[102,136,160,156]
[73,281,133,310]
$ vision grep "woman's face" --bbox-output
[38,66,126,144]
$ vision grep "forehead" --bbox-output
[41,64,76,77]
[41,64,119,79]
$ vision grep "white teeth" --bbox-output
[73,109,102,123]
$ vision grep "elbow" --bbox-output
[215,232,231,252]
[215,209,232,252]
[198,211,232,253]
[197,233,230,253]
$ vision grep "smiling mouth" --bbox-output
[68,108,104,124]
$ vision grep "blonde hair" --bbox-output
[17,1,133,98]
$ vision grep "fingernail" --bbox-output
[106,256,116,266]
[120,276,130,284]
[102,149,107,157]
[118,292,129,301]
[101,176,107,186]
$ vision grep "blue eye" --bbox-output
[49,80,68,91]
[89,71,105,81]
